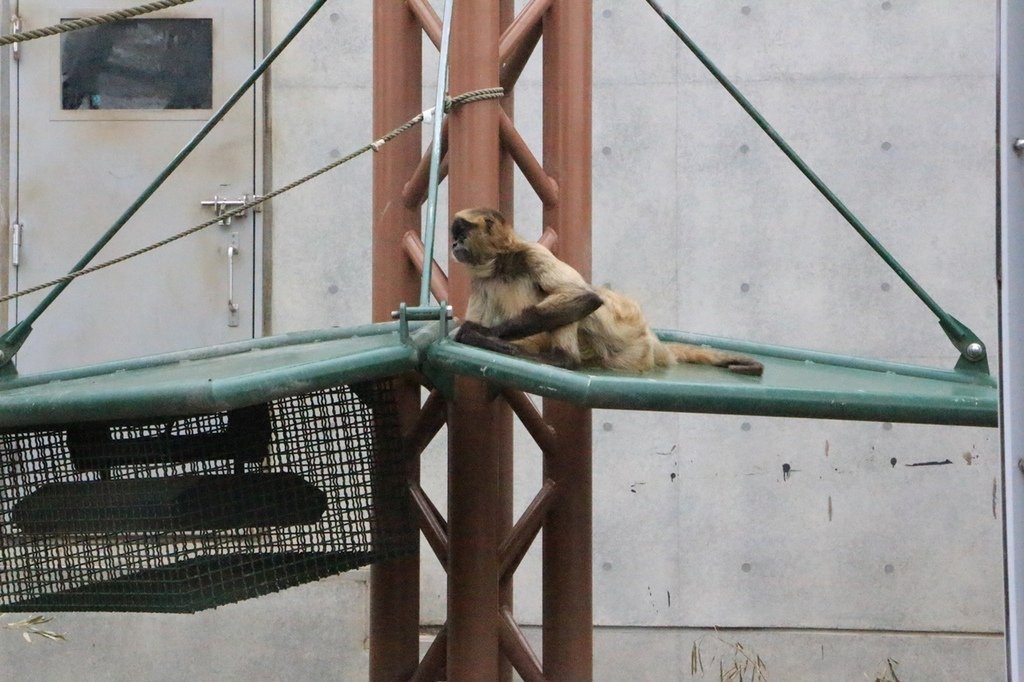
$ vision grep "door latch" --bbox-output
[201,194,262,226]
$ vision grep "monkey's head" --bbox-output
[450,207,516,266]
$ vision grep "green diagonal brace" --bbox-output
[0,0,331,370]
[644,0,989,374]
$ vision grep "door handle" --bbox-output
[227,233,240,327]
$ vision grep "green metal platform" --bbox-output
[0,322,998,429]
[0,320,997,614]
[425,328,998,427]
[0,323,424,429]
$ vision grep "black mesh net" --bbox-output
[0,380,414,613]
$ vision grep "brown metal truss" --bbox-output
[372,1,592,680]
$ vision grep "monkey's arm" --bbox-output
[454,323,579,369]
[489,248,603,340]
[490,288,603,340]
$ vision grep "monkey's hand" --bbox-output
[455,321,580,370]
[454,321,494,343]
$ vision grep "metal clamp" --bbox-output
[391,302,454,343]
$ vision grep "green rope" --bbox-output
[0,0,196,46]
[0,87,504,306]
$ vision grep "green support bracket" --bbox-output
[942,315,990,375]
[392,302,455,397]
[0,321,30,376]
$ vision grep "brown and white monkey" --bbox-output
[451,207,763,376]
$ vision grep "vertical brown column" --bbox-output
[496,3,516,681]
[370,4,422,681]
[542,1,594,680]
[446,2,505,680]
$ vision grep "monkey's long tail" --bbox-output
[666,342,764,376]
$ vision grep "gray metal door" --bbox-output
[10,0,259,373]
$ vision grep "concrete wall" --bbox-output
[269,1,1004,678]
[0,1,1004,680]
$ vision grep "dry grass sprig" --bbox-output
[867,657,901,682]
[690,631,768,682]
[2,614,66,643]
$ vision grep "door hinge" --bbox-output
[10,14,21,62]
[10,222,22,268]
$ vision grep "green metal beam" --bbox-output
[419,0,455,307]
[643,0,989,373]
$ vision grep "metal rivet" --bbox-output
[741,6,752,15]
[741,562,752,572]
[884,563,895,574]
[739,144,750,154]
[881,141,892,151]
[965,342,986,361]
[601,146,612,156]
[881,1,892,9]
[1014,138,1024,156]
[881,282,891,292]
[883,422,893,431]
[602,9,612,18]
[741,422,752,432]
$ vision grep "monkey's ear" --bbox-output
[483,216,494,233]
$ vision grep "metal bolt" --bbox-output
[964,342,986,361]
[1014,138,1024,156]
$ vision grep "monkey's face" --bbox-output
[451,208,507,265]
[450,216,476,264]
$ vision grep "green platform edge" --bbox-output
[0,322,429,429]
[0,322,998,429]
[426,328,998,427]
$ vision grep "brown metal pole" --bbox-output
[496,2,516,680]
[541,0,594,680]
[446,1,506,679]
[370,3,422,680]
